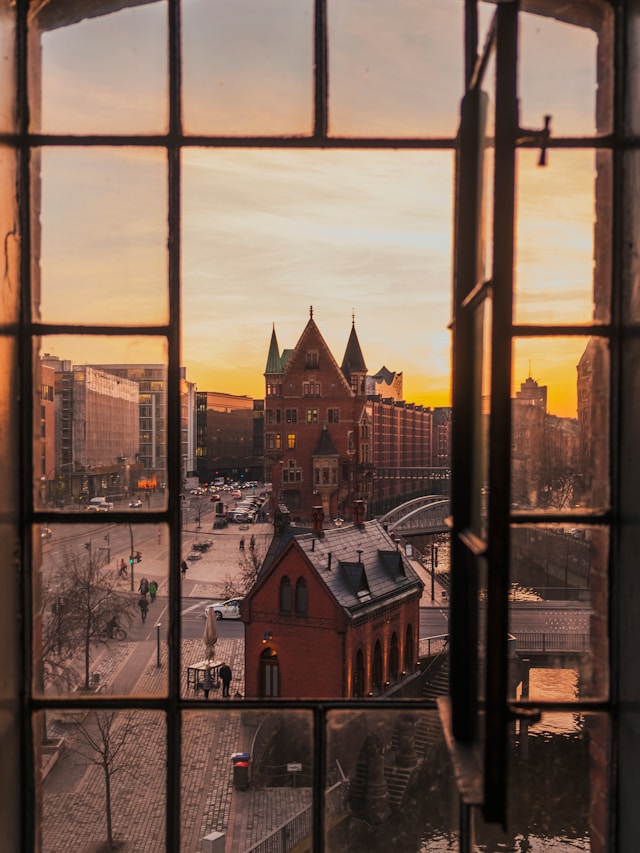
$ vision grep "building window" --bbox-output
[360,444,369,464]
[295,578,308,616]
[304,350,319,369]
[285,408,297,424]
[353,649,366,698]
[328,408,339,423]
[372,641,384,694]
[279,576,292,615]
[306,408,318,424]
[287,433,296,449]
[303,382,321,397]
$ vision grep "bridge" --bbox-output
[379,495,450,536]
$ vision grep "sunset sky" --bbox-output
[35,0,599,418]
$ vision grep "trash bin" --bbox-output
[231,752,251,791]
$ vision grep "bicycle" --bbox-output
[98,626,127,642]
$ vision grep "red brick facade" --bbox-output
[264,313,449,521]
[242,521,423,699]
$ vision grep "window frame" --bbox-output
[12,0,627,851]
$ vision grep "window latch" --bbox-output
[517,114,552,166]
[507,703,542,724]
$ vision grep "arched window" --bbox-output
[260,648,279,698]
[279,576,292,615]
[404,624,414,673]
[372,640,383,694]
[353,649,365,698]
[389,632,399,682]
[295,577,308,616]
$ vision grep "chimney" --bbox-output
[353,500,365,529]
[312,505,325,537]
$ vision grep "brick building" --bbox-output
[264,311,449,521]
[242,516,423,699]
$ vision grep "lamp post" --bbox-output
[155,622,161,668]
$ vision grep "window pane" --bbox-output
[519,5,613,138]
[35,336,169,511]
[181,149,454,409]
[474,713,608,849]
[182,0,313,136]
[32,2,168,135]
[329,0,464,138]
[33,522,170,698]
[39,710,167,849]
[510,524,608,700]
[183,709,312,848]
[512,337,609,512]
[515,150,609,326]
[327,708,458,849]
[34,148,168,326]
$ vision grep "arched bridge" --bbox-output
[379,495,450,536]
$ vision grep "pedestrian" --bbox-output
[139,577,149,596]
[249,535,255,551]
[118,558,128,578]
[149,579,158,602]
[202,665,214,699]
[219,661,232,698]
[181,560,188,579]
[239,537,245,551]
[138,593,149,623]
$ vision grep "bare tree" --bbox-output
[220,541,266,599]
[42,545,136,691]
[70,709,142,851]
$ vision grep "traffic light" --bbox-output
[129,556,134,566]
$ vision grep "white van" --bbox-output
[86,497,114,512]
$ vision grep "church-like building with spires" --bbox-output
[263,309,450,521]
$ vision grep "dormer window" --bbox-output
[305,350,319,369]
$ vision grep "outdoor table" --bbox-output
[187,659,221,691]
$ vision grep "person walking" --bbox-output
[118,558,128,578]
[239,537,245,551]
[202,665,215,699]
[219,662,232,698]
[148,579,158,602]
[138,593,149,623]
[181,560,188,580]
[139,577,149,596]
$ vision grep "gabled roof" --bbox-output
[280,314,354,395]
[313,424,339,457]
[340,320,367,382]
[291,520,423,617]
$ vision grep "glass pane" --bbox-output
[519,4,614,138]
[515,150,609,326]
[182,149,454,410]
[34,148,168,326]
[39,710,166,849]
[33,522,170,698]
[182,0,313,137]
[0,2,16,135]
[510,523,608,700]
[182,709,312,848]
[475,713,608,849]
[35,336,169,511]
[328,0,464,138]
[512,336,610,512]
[32,2,168,135]
[327,708,457,850]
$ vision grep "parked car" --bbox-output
[204,598,243,620]
[128,499,143,508]
[227,510,254,524]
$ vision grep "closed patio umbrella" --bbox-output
[203,607,218,661]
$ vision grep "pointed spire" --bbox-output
[265,324,282,375]
[341,315,367,383]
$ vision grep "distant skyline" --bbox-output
[35,0,600,420]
